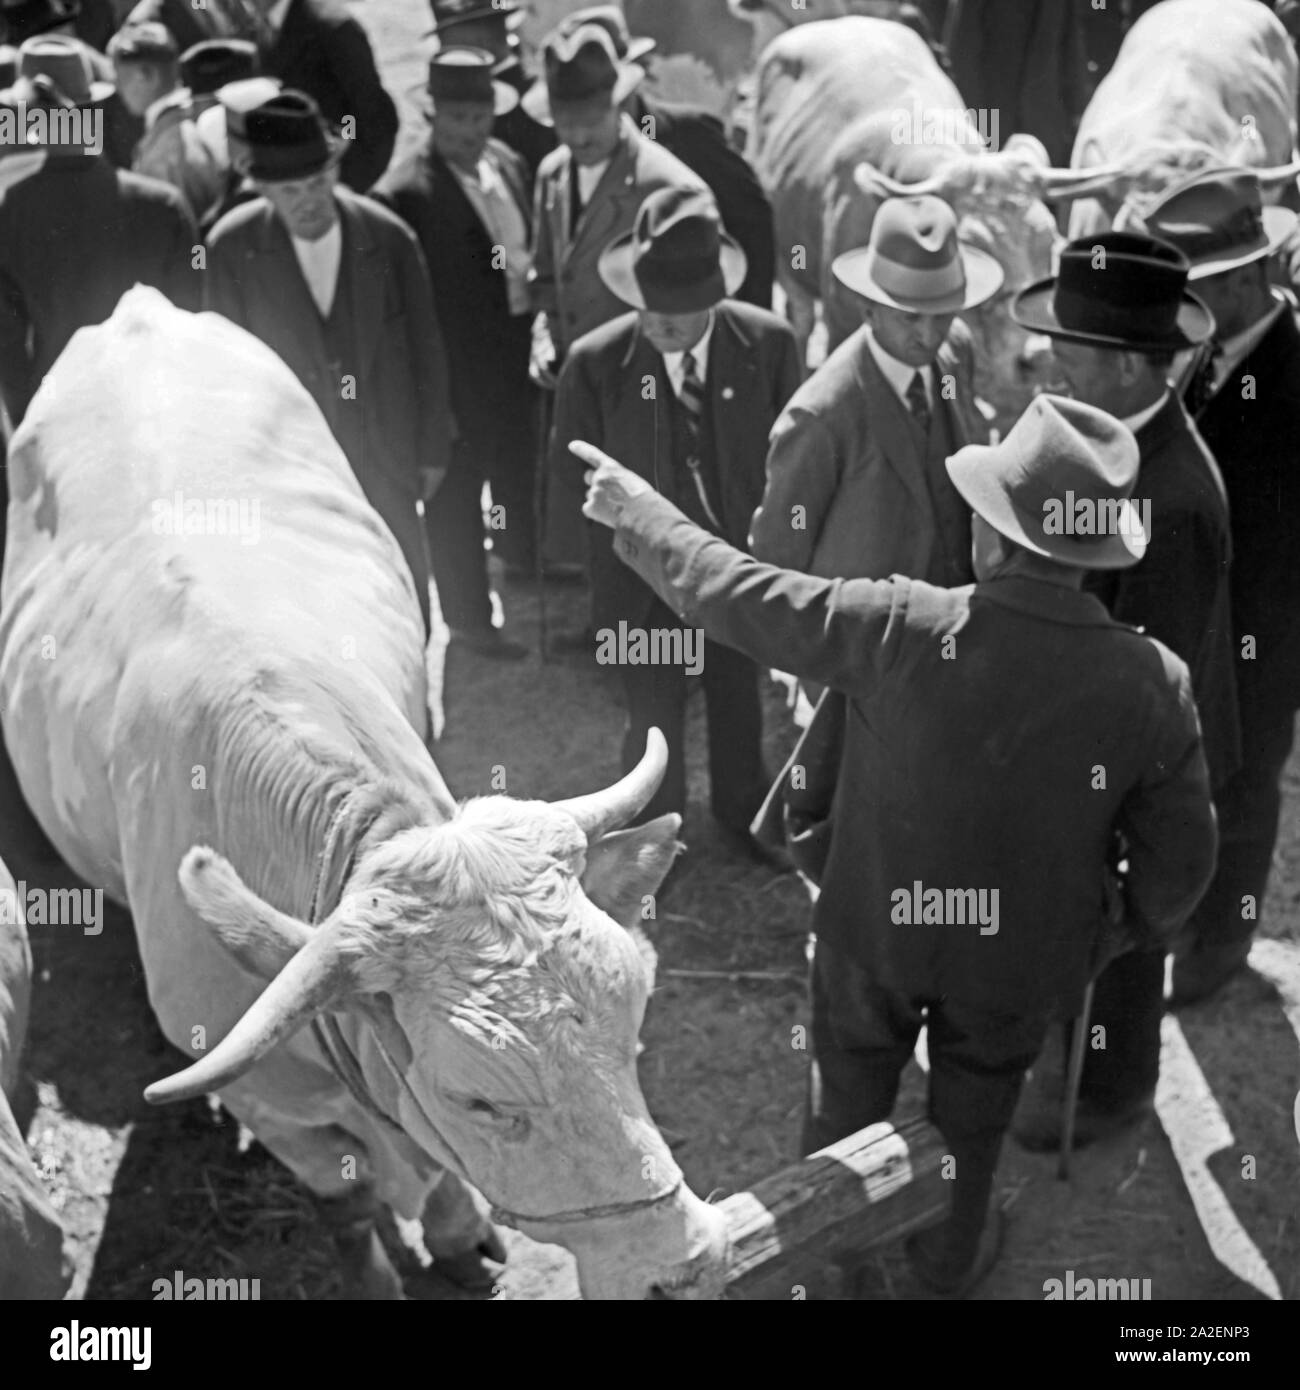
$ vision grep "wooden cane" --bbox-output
[532,385,553,663]
[1058,979,1096,1181]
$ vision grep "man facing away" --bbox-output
[575,393,1216,1297]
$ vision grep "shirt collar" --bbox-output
[660,312,716,376]
[143,86,189,132]
[864,326,930,405]
[1123,389,1169,435]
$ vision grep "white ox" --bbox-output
[1069,0,1300,238]
[0,288,728,1300]
[746,15,1110,427]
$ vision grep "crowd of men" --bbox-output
[0,0,1297,1299]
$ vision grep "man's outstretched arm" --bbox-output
[576,441,909,697]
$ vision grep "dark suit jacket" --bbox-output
[553,300,802,629]
[609,490,1218,1019]
[269,0,398,191]
[1085,395,1240,791]
[492,59,557,190]
[372,137,532,450]
[204,187,456,607]
[1193,304,1300,720]
[628,93,776,310]
[0,154,197,425]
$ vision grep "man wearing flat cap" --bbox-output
[1010,230,1237,1152]
[374,48,535,661]
[552,186,801,863]
[572,392,1216,1297]
[205,89,455,636]
[1136,168,1300,1005]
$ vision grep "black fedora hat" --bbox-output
[0,0,79,46]
[244,89,341,183]
[599,186,747,314]
[181,38,259,96]
[428,45,518,115]
[522,20,642,124]
[1012,231,1214,354]
[427,0,520,41]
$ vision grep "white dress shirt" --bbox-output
[291,220,342,319]
[576,158,610,207]
[451,153,532,316]
[661,313,716,398]
[864,326,931,408]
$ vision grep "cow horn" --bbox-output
[1253,157,1300,189]
[144,919,352,1104]
[552,728,669,840]
[853,164,947,199]
[1031,163,1133,201]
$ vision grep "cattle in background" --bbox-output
[0,856,68,1299]
[746,15,1111,429]
[1070,0,1300,238]
[0,288,729,1300]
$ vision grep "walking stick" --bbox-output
[533,384,554,662]
[1058,978,1096,1181]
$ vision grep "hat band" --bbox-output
[865,247,966,304]
[1054,282,1178,339]
[1165,203,1267,262]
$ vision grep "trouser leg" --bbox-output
[426,449,492,634]
[1077,945,1165,1109]
[700,635,769,833]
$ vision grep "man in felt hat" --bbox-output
[1010,230,1238,1152]
[752,195,999,591]
[1134,168,1300,1005]
[373,48,535,661]
[426,0,553,184]
[180,37,260,110]
[551,186,801,862]
[125,0,397,190]
[205,89,456,639]
[109,21,222,222]
[528,20,704,568]
[528,4,777,311]
[573,393,1216,1296]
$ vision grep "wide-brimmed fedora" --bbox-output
[1012,231,1214,354]
[522,21,643,125]
[428,45,517,116]
[0,0,80,46]
[243,89,343,183]
[181,38,260,96]
[1135,166,1296,281]
[947,394,1146,570]
[831,195,1004,314]
[14,34,112,104]
[600,186,747,313]
[427,0,520,36]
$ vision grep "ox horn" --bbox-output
[1031,163,1133,201]
[552,727,669,841]
[853,164,948,199]
[1253,157,1300,189]
[144,915,353,1104]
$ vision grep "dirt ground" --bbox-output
[4,0,1299,1304]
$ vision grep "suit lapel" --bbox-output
[336,191,386,376]
[563,122,636,271]
[258,205,328,364]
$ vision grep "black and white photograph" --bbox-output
[0,0,1296,1348]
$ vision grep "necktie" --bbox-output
[906,369,932,435]
[678,352,723,531]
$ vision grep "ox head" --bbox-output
[145,732,730,1300]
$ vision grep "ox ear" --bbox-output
[581,814,683,931]
[178,846,312,980]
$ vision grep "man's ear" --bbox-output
[581,815,683,930]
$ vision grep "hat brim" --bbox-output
[424,80,519,118]
[1010,278,1215,352]
[1182,204,1297,280]
[598,226,748,311]
[521,62,643,126]
[831,242,1004,314]
[946,438,1148,571]
[248,133,345,184]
